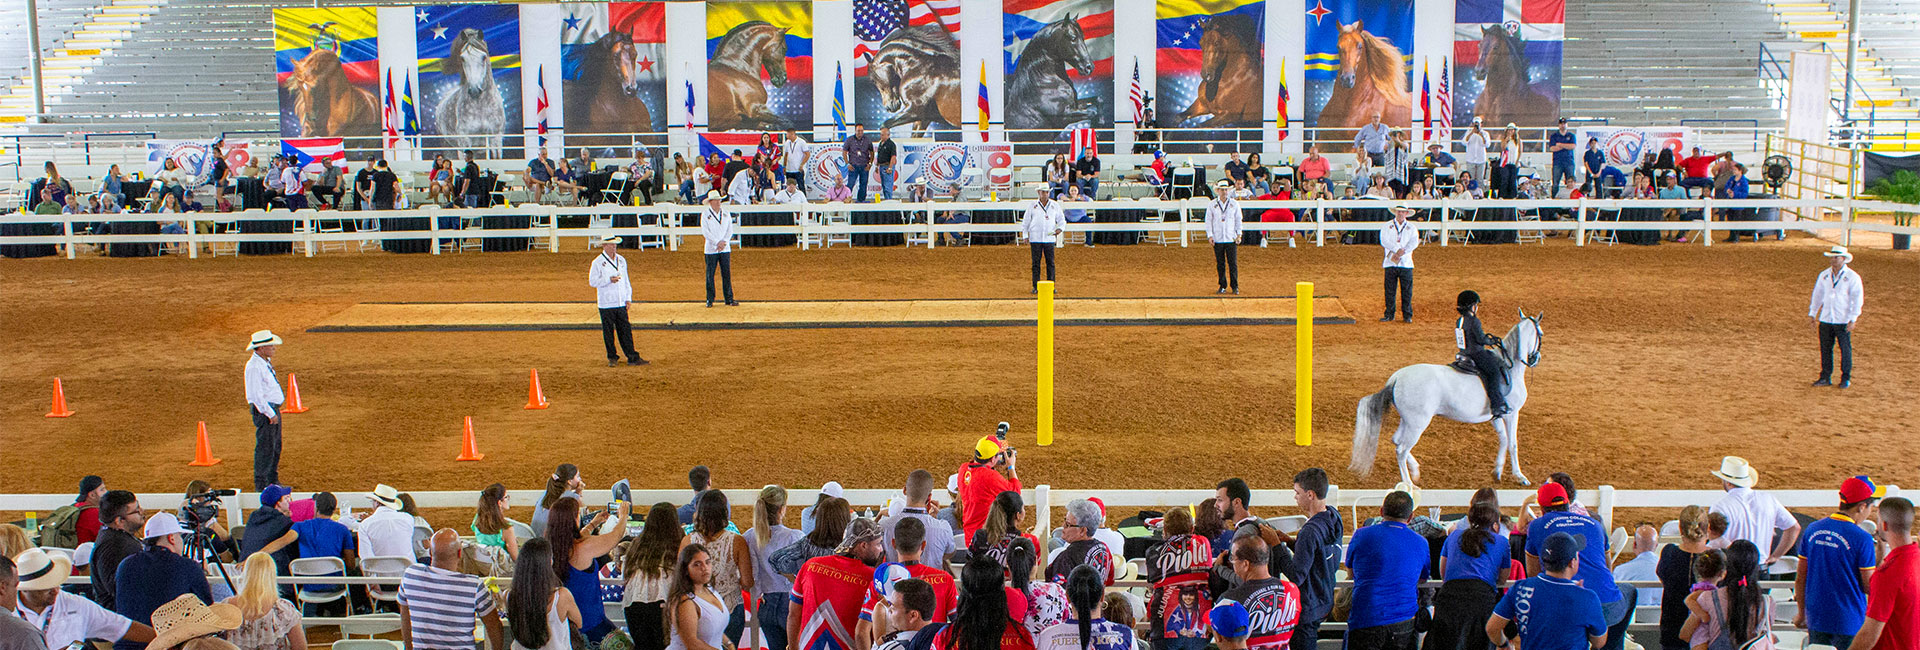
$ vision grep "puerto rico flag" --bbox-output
[1070,128,1096,159]
[698,132,768,159]
[282,137,345,174]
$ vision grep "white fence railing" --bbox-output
[4,197,1915,259]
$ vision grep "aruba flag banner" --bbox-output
[416,5,523,156]
[705,1,813,132]
[274,8,380,139]
[1302,0,1412,129]
[1452,0,1562,126]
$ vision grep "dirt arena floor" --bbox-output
[3,234,1916,501]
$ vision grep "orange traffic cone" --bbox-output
[45,378,74,418]
[282,373,309,414]
[188,421,221,466]
[455,416,485,461]
[524,369,549,410]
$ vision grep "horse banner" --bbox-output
[706,0,813,132]
[561,2,667,146]
[1302,0,1413,149]
[416,5,523,159]
[274,8,381,139]
[1156,0,1266,153]
[145,140,253,188]
[1452,0,1562,127]
[1003,0,1115,149]
[1575,126,1690,173]
[852,0,963,137]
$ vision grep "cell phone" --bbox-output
[606,502,620,517]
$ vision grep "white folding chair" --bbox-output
[822,202,853,248]
[290,557,348,630]
[355,217,383,252]
[600,171,632,206]
[528,210,556,252]
[358,556,413,607]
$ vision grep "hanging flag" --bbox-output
[684,78,696,130]
[381,70,398,149]
[1420,59,1432,141]
[832,62,847,140]
[282,138,345,174]
[1127,58,1145,125]
[1436,60,1453,138]
[401,75,419,136]
[1276,59,1290,142]
[535,65,550,146]
[1069,128,1095,160]
[976,61,989,142]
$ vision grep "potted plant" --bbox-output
[1867,170,1920,250]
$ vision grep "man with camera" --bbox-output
[955,425,1022,540]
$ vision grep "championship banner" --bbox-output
[145,140,254,187]
[1452,0,1562,127]
[1156,0,1266,147]
[275,8,381,138]
[852,0,963,136]
[417,5,524,158]
[1575,126,1690,172]
[561,2,667,145]
[1303,0,1413,148]
[800,141,848,196]
[706,1,814,132]
[1003,0,1115,143]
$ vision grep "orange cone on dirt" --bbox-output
[282,373,309,414]
[188,421,221,466]
[524,369,549,410]
[45,378,74,418]
[455,416,485,461]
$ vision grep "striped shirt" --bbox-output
[397,563,494,650]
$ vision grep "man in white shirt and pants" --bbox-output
[589,234,646,366]
[701,191,738,307]
[244,330,286,490]
[1380,204,1419,322]
[1809,245,1863,388]
[1022,186,1065,294]
[1708,456,1803,565]
[358,484,417,561]
[1205,180,1243,294]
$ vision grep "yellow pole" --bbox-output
[1037,281,1055,446]
[1295,281,1313,446]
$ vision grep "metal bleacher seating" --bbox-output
[1562,0,1789,129]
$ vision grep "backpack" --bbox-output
[39,504,93,549]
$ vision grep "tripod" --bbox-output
[184,527,238,595]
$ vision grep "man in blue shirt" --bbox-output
[527,147,555,199]
[1582,139,1606,190]
[1353,113,1391,166]
[1489,532,1606,650]
[1721,163,1758,242]
[112,513,212,650]
[1548,118,1578,191]
[1796,476,1883,649]
[1524,482,1633,650]
[1344,490,1429,650]
[1423,144,1456,168]
[292,492,357,611]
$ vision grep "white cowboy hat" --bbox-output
[1710,456,1759,488]
[12,547,74,591]
[598,234,622,245]
[368,483,404,510]
[1823,245,1853,261]
[704,190,723,202]
[1390,202,1416,214]
[1505,122,1519,129]
[146,594,243,650]
[246,330,283,350]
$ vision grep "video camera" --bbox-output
[179,489,238,531]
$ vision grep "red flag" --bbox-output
[1420,60,1432,141]
[1070,128,1096,160]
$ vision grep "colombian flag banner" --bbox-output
[275,8,381,138]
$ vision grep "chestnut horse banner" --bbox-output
[1156,0,1266,153]
[560,2,668,143]
[706,1,814,133]
[1451,0,1562,127]
[275,8,381,139]
[1303,0,1412,148]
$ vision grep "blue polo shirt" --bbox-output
[1549,131,1577,166]
[1525,512,1622,604]
[1583,149,1605,175]
[292,517,357,593]
[1799,514,1877,636]
[1344,520,1430,629]
[1441,527,1510,586]
[112,547,213,650]
[1494,574,1606,650]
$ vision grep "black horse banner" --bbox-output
[852,0,964,137]
[1003,0,1115,148]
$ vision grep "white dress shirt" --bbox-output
[358,506,417,560]
[1709,487,1797,557]
[1808,267,1863,324]
[728,172,756,205]
[773,188,809,205]
[15,590,134,650]
[1205,197,1242,244]
[245,352,283,418]
[701,206,736,254]
[1461,132,1489,165]
[1380,219,1419,268]
[1022,200,1065,244]
[588,252,633,309]
[1610,551,1661,607]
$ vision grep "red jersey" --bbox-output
[1679,155,1714,179]
[793,554,874,650]
[957,462,1021,539]
[1868,543,1920,650]
[1146,534,1215,640]
[861,562,958,623]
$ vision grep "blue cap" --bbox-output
[261,484,293,508]
[1209,600,1250,639]
[1541,531,1585,571]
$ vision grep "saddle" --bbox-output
[1448,350,1512,375]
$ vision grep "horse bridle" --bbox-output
[1519,311,1543,367]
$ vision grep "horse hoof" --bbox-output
[1517,476,1532,486]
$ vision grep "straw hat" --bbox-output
[1823,245,1853,262]
[246,330,283,351]
[145,594,242,650]
[12,548,74,591]
[1710,456,1758,488]
[368,483,404,510]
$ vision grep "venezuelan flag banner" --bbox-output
[706,0,813,132]
[1156,0,1265,151]
[275,8,381,139]
[416,5,523,157]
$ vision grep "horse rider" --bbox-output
[1455,290,1510,417]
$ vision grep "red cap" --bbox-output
[1841,476,1885,504]
[1537,482,1569,507]
[1088,497,1106,517]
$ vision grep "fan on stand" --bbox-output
[1763,155,1793,193]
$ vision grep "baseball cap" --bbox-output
[144,511,189,540]
[1537,482,1569,508]
[1209,601,1251,639]
[1842,476,1886,504]
[820,481,844,499]
[1088,497,1106,519]
[260,484,292,508]
[975,436,1004,460]
[1540,531,1585,571]
[73,541,96,567]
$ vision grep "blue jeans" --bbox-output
[849,164,870,202]
[679,179,696,203]
[1078,178,1099,199]
[1810,630,1855,649]
[879,166,896,199]
[725,604,746,647]
[1601,584,1637,650]
[757,595,790,650]
[1552,160,1575,190]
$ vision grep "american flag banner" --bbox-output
[854,0,960,75]
[1070,127,1096,160]
[853,0,962,130]
[1453,0,1562,126]
[535,65,550,146]
[1127,58,1145,125]
[1435,62,1452,138]
[382,70,399,149]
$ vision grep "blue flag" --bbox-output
[833,62,847,140]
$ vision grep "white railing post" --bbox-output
[62,216,76,259]
[1702,199,1714,247]
[1034,484,1052,561]
[304,214,315,258]
[1314,200,1325,247]
[1598,485,1616,533]
[186,214,198,260]
[1575,197,1587,246]
[548,206,560,252]
[927,206,937,249]
[798,205,810,250]
[1179,202,1190,248]
[1439,199,1451,246]
[430,210,442,255]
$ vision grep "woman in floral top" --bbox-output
[1006,538,1067,636]
[224,553,306,650]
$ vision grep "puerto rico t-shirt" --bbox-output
[860,562,957,623]
[1146,534,1214,641]
[1218,577,1301,650]
[1046,539,1114,586]
[1494,575,1606,650]
[792,554,873,650]
[1800,514,1877,636]
[1034,619,1133,650]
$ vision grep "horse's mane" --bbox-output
[1480,28,1533,85]
[1017,18,1080,67]
[877,23,958,62]
[1203,14,1259,55]
[446,28,495,88]
[716,21,777,58]
[1499,317,1536,364]
[1352,31,1406,86]
[579,31,635,89]
[291,50,348,132]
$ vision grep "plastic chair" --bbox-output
[290,557,348,629]
[358,556,413,606]
[600,171,632,205]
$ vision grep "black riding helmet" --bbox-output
[1456,290,1481,314]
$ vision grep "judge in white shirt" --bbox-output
[1204,180,1243,294]
[244,330,286,490]
[1021,186,1065,294]
[589,234,646,366]
[358,484,418,560]
[1809,245,1864,388]
[13,548,155,650]
[728,167,757,205]
[1380,204,1419,322]
[701,191,738,307]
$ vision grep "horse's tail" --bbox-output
[1350,378,1397,476]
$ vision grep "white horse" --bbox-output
[435,28,507,158]
[1351,309,1545,487]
